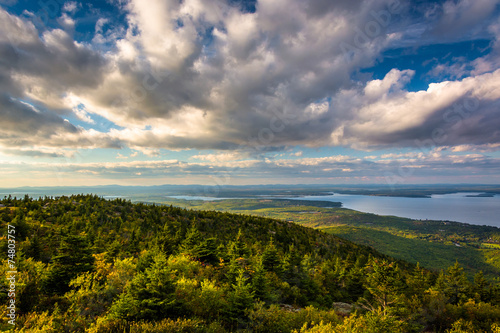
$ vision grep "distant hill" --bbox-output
[2,183,500,199]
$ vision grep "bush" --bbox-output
[446,300,500,331]
[249,303,339,333]
[332,311,409,333]
[129,318,226,333]
[88,318,226,333]
[292,321,337,333]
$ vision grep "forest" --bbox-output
[1,194,500,332]
[161,198,500,280]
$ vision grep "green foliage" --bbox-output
[88,317,227,333]
[445,319,479,333]
[331,310,409,333]
[181,223,204,258]
[249,304,339,333]
[109,252,178,321]
[16,310,60,333]
[360,258,407,315]
[436,262,471,305]
[1,194,500,332]
[197,237,219,265]
[226,269,254,325]
[43,234,95,295]
[473,271,492,302]
[227,229,250,259]
[261,237,281,274]
[251,258,273,303]
[165,197,500,279]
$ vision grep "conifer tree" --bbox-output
[228,229,250,259]
[251,258,270,302]
[181,223,203,258]
[262,237,280,274]
[109,253,178,320]
[473,271,491,302]
[197,237,218,264]
[227,269,254,325]
[361,259,406,315]
[43,234,95,294]
[440,262,470,305]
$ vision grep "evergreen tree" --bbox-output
[251,258,271,302]
[473,271,491,302]
[197,237,218,264]
[406,262,432,299]
[361,259,406,315]
[109,253,178,320]
[227,269,254,326]
[127,229,140,256]
[181,223,203,258]
[25,231,42,261]
[262,237,280,274]
[281,245,304,285]
[43,234,95,294]
[228,229,250,259]
[439,262,470,305]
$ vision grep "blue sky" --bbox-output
[1,0,500,187]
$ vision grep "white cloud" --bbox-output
[329,68,500,149]
[191,152,248,162]
[57,13,75,30]
[0,0,499,167]
[63,2,79,14]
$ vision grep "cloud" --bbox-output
[63,1,79,14]
[430,0,499,39]
[0,94,78,143]
[426,58,470,80]
[328,68,500,149]
[3,150,498,186]
[0,94,121,150]
[0,0,499,161]
[0,1,400,152]
[0,147,74,158]
[191,152,249,162]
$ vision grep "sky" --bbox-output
[0,0,500,187]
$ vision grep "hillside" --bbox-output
[1,195,500,332]
[160,198,500,279]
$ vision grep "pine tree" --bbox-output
[228,229,250,259]
[25,231,42,261]
[281,245,304,285]
[181,224,203,258]
[406,262,432,299]
[109,252,178,320]
[227,269,254,325]
[43,234,95,294]
[197,237,218,264]
[262,237,280,274]
[361,259,406,315]
[251,258,270,302]
[473,271,490,302]
[441,262,470,305]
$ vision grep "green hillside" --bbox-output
[1,195,500,332]
[160,198,500,279]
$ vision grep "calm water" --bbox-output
[289,192,500,228]
[168,192,500,227]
